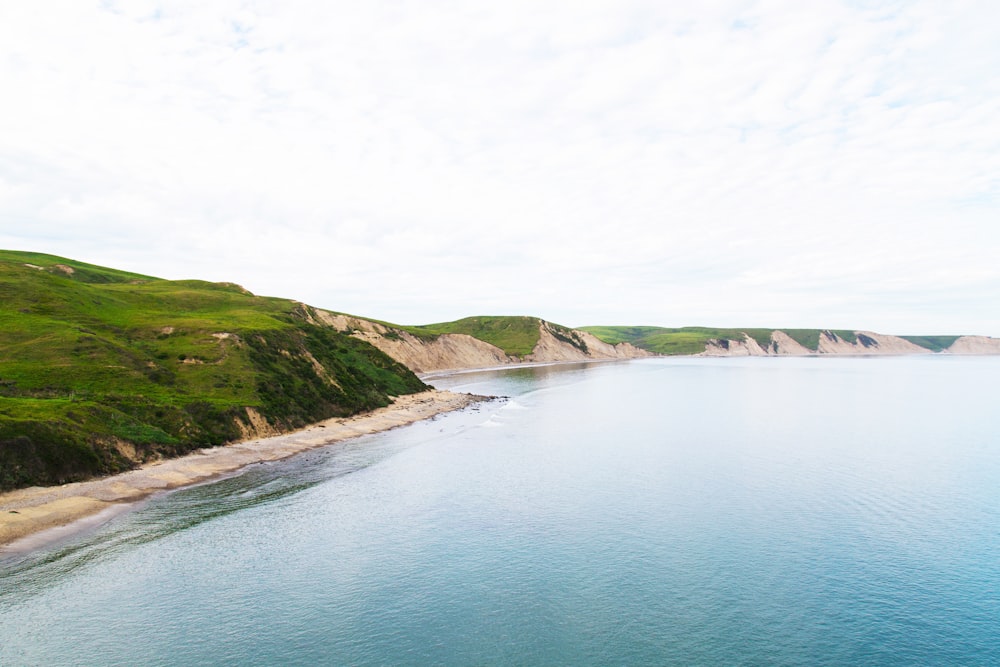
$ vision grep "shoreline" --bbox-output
[0,389,486,552]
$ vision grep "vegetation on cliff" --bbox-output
[0,251,425,491]
[580,326,936,355]
[899,335,961,352]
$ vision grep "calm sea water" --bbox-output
[1,356,999,666]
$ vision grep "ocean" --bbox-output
[1,356,999,665]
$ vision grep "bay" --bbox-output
[1,356,999,665]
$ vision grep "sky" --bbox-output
[1,1,998,335]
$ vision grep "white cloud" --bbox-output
[1,0,998,334]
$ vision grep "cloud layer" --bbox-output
[2,1,998,334]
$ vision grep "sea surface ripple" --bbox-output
[1,356,998,665]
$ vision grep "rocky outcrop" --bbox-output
[306,308,650,374]
[945,336,1000,354]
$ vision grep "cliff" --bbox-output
[701,330,930,356]
[584,326,1000,357]
[304,309,652,373]
[944,336,1000,355]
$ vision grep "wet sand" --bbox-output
[0,390,484,549]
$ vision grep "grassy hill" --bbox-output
[0,250,425,491]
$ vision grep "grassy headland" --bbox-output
[0,250,425,491]
[401,316,544,357]
[580,326,911,355]
[396,316,592,358]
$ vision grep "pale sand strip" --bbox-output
[0,390,485,549]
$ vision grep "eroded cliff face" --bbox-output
[305,308,651,374]
[819,331,929,355]
[945,336,1000,354]
[524,324,653,364]
[701,334,769,357]
[702,330,934,357]
[767,331,813,355]
[355,330,515,373]
[233,407,280,440]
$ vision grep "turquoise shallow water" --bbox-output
[1,356,999,665]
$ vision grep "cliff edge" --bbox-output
[303,309,652,374]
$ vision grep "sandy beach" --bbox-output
[0,389,485,550]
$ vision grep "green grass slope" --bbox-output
[900,335,960,352]
[0,251,425,491]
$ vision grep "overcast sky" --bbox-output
[2,1,998,334]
